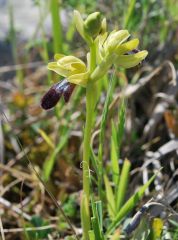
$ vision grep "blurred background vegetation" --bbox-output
[0,0,178,239]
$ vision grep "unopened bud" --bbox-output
[84,12,102,37]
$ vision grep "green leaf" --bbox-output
[95,201,103,231]
[104,174,116,219]
[99,74,116,147]
[124,0,136,29]
[117,99,126,155]
[110,120,119,186]
[116,159,131,212]
[90,199,104,240]
[97,73,116,197]
[91,216,104,240]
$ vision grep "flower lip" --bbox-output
[63,84,76,103]
[41,85,62,110]
[41,79,75,110]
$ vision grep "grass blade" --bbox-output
[117,99,126,160]
[111,120,119,186]
[116,158,131,212]
[50,0,63,53]
[124,0,136,29]
[98,73,116,198]
[91,217,102,240]
[90,195,104,240]
[95,201,103,231]
[36,128,55,149]
[104,174,116,219]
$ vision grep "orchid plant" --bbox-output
[41,10,148,240]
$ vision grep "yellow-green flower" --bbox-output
[98,30,148,68]
[48,54,89,87]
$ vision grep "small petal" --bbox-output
[105,30,130,53]
[47,62,70,76]
[115,39,139,55]
[58,55,85,66]
[70,62,87,73]
[114,30,130,44]
[74,10,85,40]
[68,71,89,87]
[100,18,107,34]
[114,50,148,68]
[74,10,92,44]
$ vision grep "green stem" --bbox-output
[81,42,97,240]
[38,3,52,85]
[90,42,96,72]
[50,0,63,53]
[90,54,117,83]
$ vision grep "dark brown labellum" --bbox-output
[63,84,75,103]
[41,85,62,110]
[41,79,75,110]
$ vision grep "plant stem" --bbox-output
[50,0,63,53]
[90,42,96,72]
[81,41,97,240]
[38,2,52,85]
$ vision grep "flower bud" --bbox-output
[84,12,102,37]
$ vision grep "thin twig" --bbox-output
[0,196,31,221]
[2,224,56,233]
[0,179,21,197]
